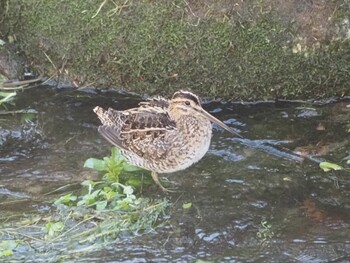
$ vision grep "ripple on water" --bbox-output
[209,149,244,162]
[0,187,30,198]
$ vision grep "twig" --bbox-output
[92,0,108,18]
[183,0,200,26]
[1,75,44,89]
[0,109,38,115]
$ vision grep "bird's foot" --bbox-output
[151,171,177,193]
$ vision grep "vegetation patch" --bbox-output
[0,91,16,107]
[1,1,350,100]
[0,147,169,261]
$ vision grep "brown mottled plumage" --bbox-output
[94,90,241,191]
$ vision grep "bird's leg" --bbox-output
[151,171,176,192]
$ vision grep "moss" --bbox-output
[1,0,349,99]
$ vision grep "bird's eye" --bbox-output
[185,101,191,106]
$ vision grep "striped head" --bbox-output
[170,90,202,113]
[169,90,241,137]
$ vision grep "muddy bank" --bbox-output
[1,0,350,99]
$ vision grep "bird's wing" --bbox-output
[94,105,176,159]
[138,96,169,109]
[94,106,126,150]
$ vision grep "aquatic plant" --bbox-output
[319,127,350,173]
[84,147,143,185]
[256,220,275,246]
[0,240,18,258]
[0,147,169,260]
[0,74,30,110]
[0,91,16,107]
[319,161,344,172]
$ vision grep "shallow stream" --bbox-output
[1,86,350,262]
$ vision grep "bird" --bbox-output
[94,90,241,192]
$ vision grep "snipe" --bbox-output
[94,90,241,191]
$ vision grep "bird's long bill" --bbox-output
[198,108,243,138]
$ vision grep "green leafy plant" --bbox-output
[52,179,168,245]
[319,126,350,173]
[84,147,142,184]
[55,180,142,212]
[51,147,168,243]
[0,147,169,260]
[319,160,350,174]
[44,221,64,238]
[346,124,350,133]
[182,202,192,209]
[319,161,343,172]
[0,240,19,258]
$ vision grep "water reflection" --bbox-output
[0,86,350,262]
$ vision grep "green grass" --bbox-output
[1,0,350,99]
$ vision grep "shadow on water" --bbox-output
[1,86,350,262]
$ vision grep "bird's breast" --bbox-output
[158,117,212,173]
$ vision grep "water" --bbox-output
[1,86,350,262]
